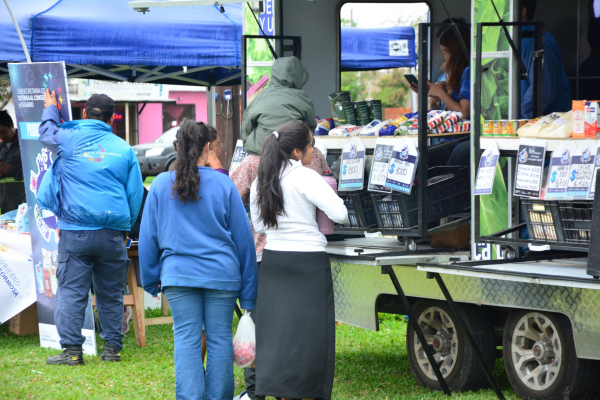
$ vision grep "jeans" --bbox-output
[165,286,238,400]
[55,229,128,350]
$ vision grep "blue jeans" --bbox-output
[55,229,128,350]
[164,286,238,400]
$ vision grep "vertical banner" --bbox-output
[9,62,96,355]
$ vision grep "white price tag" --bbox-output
[229,140,247,175]
[368,139,396,193]
[474,140,499,195]
[545,141,575,199]
[514,138,546,198]
[339,138,365,191]
[566,140,597,198]
[384,137,419,194]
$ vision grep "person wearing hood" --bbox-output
[38,90,143,365]
[233,56,328,400]
[241,56,317,156]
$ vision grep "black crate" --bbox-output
[558,201,593,243]
[337,189,378,228]
[522,200,564,242]
[371,166,470,229]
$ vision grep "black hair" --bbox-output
[435,18,467,39]
[171,120,211,203]
[255,121,312,229]
[86,109,112,124]
[521,0,537,21]
[0,110,14,128]
[174,123,218,151]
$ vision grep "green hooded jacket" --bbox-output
[242,56,317,156]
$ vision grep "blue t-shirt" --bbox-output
[520,26,571,119]
[439,67,470,112]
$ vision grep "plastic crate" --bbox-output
[522,200,564,242]
[371,166,470,229]
[337,189,378,228]
[557,201,593,243]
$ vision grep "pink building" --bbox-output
[138,89,207,144]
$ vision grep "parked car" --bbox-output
[133,127,178,180]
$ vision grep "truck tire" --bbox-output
[406,300,495,392]
[503,310,600,400]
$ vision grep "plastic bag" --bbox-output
[329,125,360,137]
[233,313,256,367]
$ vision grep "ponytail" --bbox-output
[171,120,211,202]
[255,121,312,229]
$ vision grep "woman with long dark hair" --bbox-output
[140,120,257,400]
[249,121,348,400]
[428,25,471,119]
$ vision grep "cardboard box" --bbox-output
[9,303,39,336]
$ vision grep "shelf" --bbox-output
[315,133,469,151]
[481,136,592,152]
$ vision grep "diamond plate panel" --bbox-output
[332,262,600,359]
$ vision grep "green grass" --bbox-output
[1,311,519,400]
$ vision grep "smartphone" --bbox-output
[404,74,418,87]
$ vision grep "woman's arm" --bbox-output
[428,82,470,119]
[138,185,162,297]
[227,187,258,310]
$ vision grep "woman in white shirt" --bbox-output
[250,121,348,400]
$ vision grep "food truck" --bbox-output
[125,0,599,398]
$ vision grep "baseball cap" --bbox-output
[85,94,115,119]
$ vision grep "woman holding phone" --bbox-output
[250,121,347,400]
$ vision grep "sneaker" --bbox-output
[122,306,132,334]
[100,343,121,362]
[46,345,84,366]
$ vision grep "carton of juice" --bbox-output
[572,100,586,138]
[585,101,600,137]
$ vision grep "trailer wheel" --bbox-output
[503,310,600,400]
[406,300,495,392]
[405,239,417,252]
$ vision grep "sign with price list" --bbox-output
[566,140,597,198]
[368,139,395,193]
[339,138,365,191]
[514,138,546,198]
[474,140,499,195]
[385,137,419,194]
[545,141,575,198]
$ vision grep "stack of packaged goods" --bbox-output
[395,111,469,135]
[325,91,387,137]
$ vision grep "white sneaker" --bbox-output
[233,393,251,400]
[122,306,133,334]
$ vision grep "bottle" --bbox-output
[316,171,338,235]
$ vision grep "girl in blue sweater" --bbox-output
[139,120,257,400]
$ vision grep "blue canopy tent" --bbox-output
[341,26,417,71]
[0,0,242,86]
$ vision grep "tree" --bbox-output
[0,78,11,111]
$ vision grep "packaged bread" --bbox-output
[517,112,567,138]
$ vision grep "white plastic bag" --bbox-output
[233,313,256,367]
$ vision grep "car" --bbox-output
[133,127,178,180]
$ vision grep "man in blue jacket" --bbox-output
[38,90,143,365]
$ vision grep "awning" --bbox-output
[0,0,242,86]
[341,26,417,72]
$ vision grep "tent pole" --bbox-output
[125,102,130,144]
[3,0,32,63]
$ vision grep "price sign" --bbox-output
[474,140,499,195]
[339,138,365,191]
[567,140,597,198]
[514,138,546,198]
[385,137,419,194]
[368,139,395,193]
[545,141,575,199]
[588,142,600,199]
[229,139,247,175]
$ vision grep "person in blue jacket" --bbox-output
[520,0,571,119]
[139,120,257,400]
[38,90,144,365]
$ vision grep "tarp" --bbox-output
[0,0,242,86]
[341,26,417,71]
